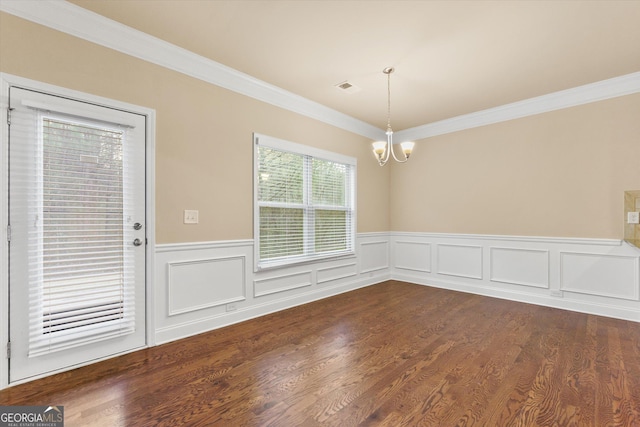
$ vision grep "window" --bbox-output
[254,133,356,270]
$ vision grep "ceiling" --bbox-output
[68,0,640,132]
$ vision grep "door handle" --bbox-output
[133,238,143,246]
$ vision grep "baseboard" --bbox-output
[390,232,640,323]
[394,272,640,323]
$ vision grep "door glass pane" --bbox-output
[32,115,132,356]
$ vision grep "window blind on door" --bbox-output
[10,97,139,357]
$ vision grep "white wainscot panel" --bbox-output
[437,244,483,279]
[360,240,389,273]
[254,271,312,297]
[560,252,639,300]
[317,262,358,285]
[168,256,246,316]
[490,247,549,288]
[394,241,431,273]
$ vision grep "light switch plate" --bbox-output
[628,211,640,224]
[183,209,199,224]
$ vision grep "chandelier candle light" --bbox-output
[372,67,415,166]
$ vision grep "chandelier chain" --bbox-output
[386,69,392,133]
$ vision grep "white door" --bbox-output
[8,87,146,383]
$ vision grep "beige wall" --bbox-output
[0,13,390,243]
[2,12,637,243]
[391,92,640,239]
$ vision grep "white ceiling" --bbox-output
[68,0,640,131]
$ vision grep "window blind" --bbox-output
[254,134,355,269]
[10,93,137,357]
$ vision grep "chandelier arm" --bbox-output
[389,141,409,163]
[384,132,393,163]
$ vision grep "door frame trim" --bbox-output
[0,73,157,389]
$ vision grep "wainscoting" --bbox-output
[154,231,639,346]
[154,233,390,344]
[391,232,640,322]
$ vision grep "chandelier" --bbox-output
[371,67,415,166]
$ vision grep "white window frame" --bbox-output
[253,133,356,271]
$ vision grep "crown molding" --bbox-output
[0,0,384,141]
[2,1,638,143]
[395,71,640,142]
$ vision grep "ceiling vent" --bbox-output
[334,81,361,94]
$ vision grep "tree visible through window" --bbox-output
[254,134,355,269]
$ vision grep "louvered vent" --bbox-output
[334,81,361,94]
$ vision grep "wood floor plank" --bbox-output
[1,281,639,426]
[436,307,537,425]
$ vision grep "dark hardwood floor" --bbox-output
[2,281,639,426]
